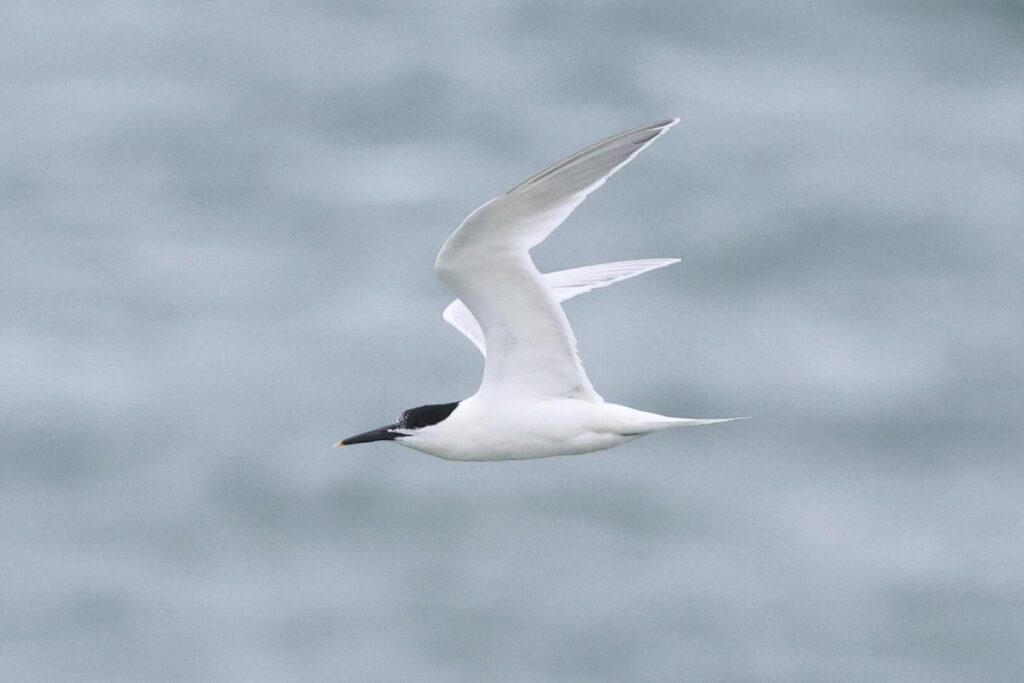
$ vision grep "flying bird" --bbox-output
[338,119,739,460]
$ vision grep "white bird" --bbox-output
[337,118,739,460]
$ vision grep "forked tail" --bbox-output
[644,416,747,431]
[611,404,747,433]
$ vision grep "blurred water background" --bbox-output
[3,1,1023,681]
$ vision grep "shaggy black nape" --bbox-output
[399,402,459,429]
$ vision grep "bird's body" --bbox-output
[338,118,739,461]
[398,397,709,462]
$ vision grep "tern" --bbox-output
[338,118,739,460]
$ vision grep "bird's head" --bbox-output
[335,401,460,447]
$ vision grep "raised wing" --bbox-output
[434,119,679,399]
[442,258,680,357]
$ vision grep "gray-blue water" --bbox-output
[3,2,1023,681]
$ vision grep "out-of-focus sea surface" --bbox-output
[3,2,1023,681]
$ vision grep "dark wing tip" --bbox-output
[508,117,680,195]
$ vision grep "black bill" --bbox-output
[335,422,401,447]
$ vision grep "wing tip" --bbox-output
[636,257,681,273]
[628,117,680,154]
[650,117,680,134]
[632,257,681,271]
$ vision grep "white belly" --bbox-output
[402,425,638,461]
